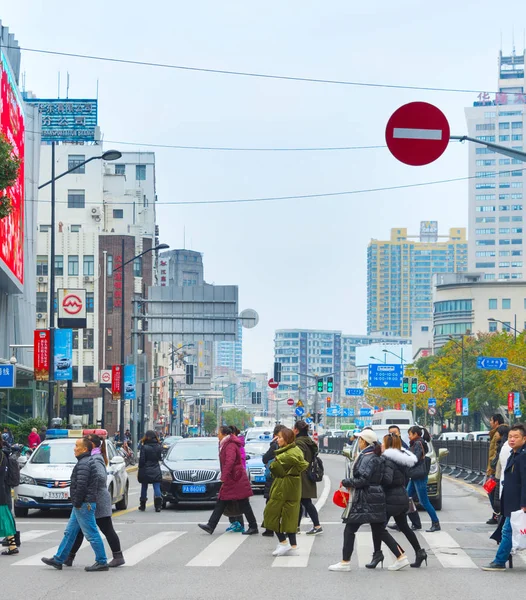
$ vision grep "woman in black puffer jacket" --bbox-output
[138,430,163,512]
[381,433,427,568]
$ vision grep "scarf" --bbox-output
[219,435,231,450]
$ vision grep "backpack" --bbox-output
[307,450,325,483]
[4,454,20,487]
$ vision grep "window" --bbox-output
[476,136,496,142]
[107,255,113,276]
[476,172,496,178]
[476,251,496,257]
[500,216,510,222]
[36,255,48,276]
[512,262,523,267]
[68,154,85,174]
[434,300,472,313]
[113,209,124,219]
[476,183,496,189]
[476,194,496,200]
[476,217,496,223]
[71,224,81,233]
[54,255,63,276]
[499,262,510,268]
[512,121,523,129]
[72,367,78,383]
[477,123,496,130]
[499,122,510,130]
[68,255,79,276]
[106,328,113,351]
[476,228,496,234]
[500,251,511,256]
[476,159,496,166]
[476,262,495,268]
[115,164,126,176]
[36,292,47,312]
[512,134,523,141]
[40,225,50,232]
[499,135,510,141]
[83,367,94,382]
[67,189,85,209]
[86,292,94,313]
[502,298,511,309]
[489,321,498,332]
[476,206,496,212]
[503,322,511,332]
[499,228,510,234]
[476,148,495,154]
[83,329,94,350]
[133,257,142,277]
[83,255,94,276]
[489,299,498,309]
[106,292,113,313]
[136,165,146,180]
[476,240,496,246]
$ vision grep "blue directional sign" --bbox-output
[326,407,339,417]
[368,364,404,388]
[345,388,364,397]
[342,408,355,418]
[360,407,373,417]
[428,397,437,408]
[295,406,305,417]
[305,417,313,424]
[355,419,365,428]
[0,365,15,388]
[477,357,508,371]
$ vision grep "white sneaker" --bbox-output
[388,555,410,571]
[273,543,292,557]
[329,561,351,572]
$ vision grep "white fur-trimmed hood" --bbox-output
[383,448,417,467]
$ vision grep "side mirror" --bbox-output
[110,455,125,466]
[438,448,449,460]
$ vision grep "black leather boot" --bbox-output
[426,522,441,533]
[154,497,163,513]
[410,549,428,568]
[138,498,147,511]
[64,553,76,567]
[108,551,125,567]
[365,551,384,569]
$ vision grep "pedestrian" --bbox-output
[2,427,14,447]
[63,434,125,568]
[225,425,247,532]
[482,423,526,571]
[0,439,18,556]
[388,425,408,450]
[329,430,394,572]
[27,427,41,449]
[41,436,109,571]
[294,420,323,535]
[263,427,308,556]
[381,433,427,568]
[261,424,285,537]
[198,426,258,535]
[487,414,505,525]
[138,430,163,513]
[39,426,47,443]
[406,425,440,533]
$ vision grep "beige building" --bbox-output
[433,273,526,350]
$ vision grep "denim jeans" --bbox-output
[54,503,107,565]
[407,477,439,524]
[495,517,512,565]
[141,482,161,499]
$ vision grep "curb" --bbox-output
[126,465,138,473]
[445,473,487,498]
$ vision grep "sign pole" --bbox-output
[120,238,126,442]
[47,141,56,428]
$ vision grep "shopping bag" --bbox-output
[332,488,350,508]
[407,498,417,514]
[510,509,526,552]
[483,477,497,494]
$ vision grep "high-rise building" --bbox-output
[158,249,204,287]
[367,222,468,337]
[466,50,526,280]
[215,321,243,375]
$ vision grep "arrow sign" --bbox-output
[345,388,364,397]
[295,406,305,417]
[477,357,508,371]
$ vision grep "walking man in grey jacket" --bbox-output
[41,437,109,571]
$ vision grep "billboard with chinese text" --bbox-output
[24,98,97,142]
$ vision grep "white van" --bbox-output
[371,410,414,426]
[244,427,274,442]
[438,432,469,441]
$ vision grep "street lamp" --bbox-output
[370,356,386,363]
[113,242,169,445]
[382,348,407,364]
[488,316,519,341]
[38,147,123,427]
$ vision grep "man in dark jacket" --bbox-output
[486,414,505,524]
[41,437,109,571]
[294,421,323,535]
[482,424,526,571]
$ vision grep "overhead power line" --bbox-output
[10,45,493,94]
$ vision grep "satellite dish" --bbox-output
[240,308,259,329]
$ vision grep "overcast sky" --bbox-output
[4,1,525,373]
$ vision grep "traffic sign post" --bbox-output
[417,382,428,393]
[428,397,436,417]
[477,357,508,371]
[368,364,404,388]
[287,398,294,406]
[268,378,279,389]
[0,365,15,388]
[385,102,450,166]
[295,406,305,418]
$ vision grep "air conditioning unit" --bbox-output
[84,276,93,283]
[37,276,47,283]
[91,207,102,218]
[93,215,101,223]
[37,313,43,320]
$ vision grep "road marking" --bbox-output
[421,531,478,568]
[315,475,331,513]
[21,530,57,542]
[272,536,315,568]
[113,501,154,518]
[393,127,443,140]
[12,540,89,566]
[355,532,374,568]
[124,531,186,567]
[187,533,249,567]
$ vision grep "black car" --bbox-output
[160,437,222,507]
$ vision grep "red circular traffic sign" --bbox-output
[418,382,428,393]
[268,378,279,389]
[385,102,450,166]
[62,293,83,315]
[287,398,294,406]
[101,371,111,383]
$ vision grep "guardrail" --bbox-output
[319,435,348,454]
[433,439,489,485]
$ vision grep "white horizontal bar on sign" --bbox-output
[393,128,443,140]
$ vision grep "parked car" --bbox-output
[438,432,469,441]
[244,427,274,442]
[160,437,222,507]
[245,438,272,491]
[466,431,490,441]
[342,424,448,510]
[14,429,129,517]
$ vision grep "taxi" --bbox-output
[14,429,129,518]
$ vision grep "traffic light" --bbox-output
[185,363,194,385]
[273,361,282,383]
[327,377,334,393]
[411,377,418,394]
[326,397,331,408]
[402,377,409,394]
[317,378,324,393]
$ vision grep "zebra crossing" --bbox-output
[7,527,524,570]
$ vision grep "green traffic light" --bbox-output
[327,377,333,393]
[317,379,324,393]
[402,377,409,394]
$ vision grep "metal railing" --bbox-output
[433,439,489,484]
[319,435,348,454]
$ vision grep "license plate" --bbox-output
[182,485,206,494]
[44,491,69,500]
[253,476,266,483]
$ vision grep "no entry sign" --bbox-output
[385,102,450,166]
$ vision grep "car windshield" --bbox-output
[245,442,269,456]
[163,437,181,445]
[31,442,76,464]
[166,442,218,461]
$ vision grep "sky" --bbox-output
[3,1,526,373]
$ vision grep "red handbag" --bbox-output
[332,488,350,508]
[483,477,497,494]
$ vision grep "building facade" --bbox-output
[466,51,526,280]
[433,272,526,349]
[367,222,468,337]
[215,321,243,375]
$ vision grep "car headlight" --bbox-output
[20,474,36,485]
[161,467,172,482]
[429,461,438,475]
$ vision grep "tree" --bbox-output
[0,134,21,220]
[221,409,253,431]
[203,411,217,435]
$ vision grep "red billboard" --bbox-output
[34,330,50,381]
[112,365,122,398]
[0,50,25,285]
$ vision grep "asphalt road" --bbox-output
[1,454,525,599]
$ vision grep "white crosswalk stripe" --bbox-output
[421,531,478,569]
[12,540,89,566]
[21,530,57,543]
[124,532,186,567]
[187,532,248,567]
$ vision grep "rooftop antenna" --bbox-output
[96,78,99,100]
[512,27,516,57]
[183,226,186,249]
[57,71,60,98]
[66,72,70,99]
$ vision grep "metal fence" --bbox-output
[319,435,348,454]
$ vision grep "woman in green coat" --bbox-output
[263,427,308,557]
